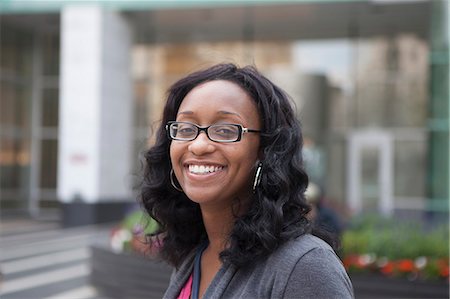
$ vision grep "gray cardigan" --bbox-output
[163,234,354,299]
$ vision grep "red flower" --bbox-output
[437,259,449,278]
[397,259,415,273]
[343,256,356,269]
[380,262,395,275]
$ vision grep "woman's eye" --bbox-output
[218,128,233,134]
[177,126,195,136]
[214,126,237,136]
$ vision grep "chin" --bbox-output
[184,192,201,202]
[184,188,226,205]
[185,193,215,204]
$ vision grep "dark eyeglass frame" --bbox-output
[166,121,261,143]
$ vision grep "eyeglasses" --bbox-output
[166,121,260,143]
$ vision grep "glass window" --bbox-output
[42,33,60,77]
[360,147,380,211]
[0,138,21,189]
[1,84,31,133]
[394,139,427,198]
[42,88,59,127]
[355,35,428,128]
[0,24,32,77]
[0,22,33,211]
[40,139,58,189]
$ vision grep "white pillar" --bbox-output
[58,5,132,204]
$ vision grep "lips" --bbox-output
[188,165,224,175]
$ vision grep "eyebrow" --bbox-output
[218,110,241,117]
[177,111,193,115]
[177,110,242,117]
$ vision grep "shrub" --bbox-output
[342,215,449,280]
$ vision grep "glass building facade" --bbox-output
[0,0,448,222]
[1,20,60,215]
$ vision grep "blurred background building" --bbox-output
[0,0,448,226]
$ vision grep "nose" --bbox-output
[188,131,215,156]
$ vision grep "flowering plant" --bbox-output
[341,215,449,281]
[343,254,449,281]
[110,209,159,255]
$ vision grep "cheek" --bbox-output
[233,142,260,173]
[243,140,260,161]
[169,143,180,167]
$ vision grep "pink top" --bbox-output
[177,273,193,299]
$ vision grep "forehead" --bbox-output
[178,80,259,120]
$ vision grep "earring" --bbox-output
[170,169,183,192]
[253,162,263,192]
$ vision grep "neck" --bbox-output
[200,194,251,252]
[201,205,235,252]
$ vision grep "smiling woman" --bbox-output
[140,63,354,299]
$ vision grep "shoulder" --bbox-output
[204,235,354,299]
[265,234,354,298]
[263,234,335,278]
[270,234,334,264]
[279,235,354,298]
[288,233,333,251]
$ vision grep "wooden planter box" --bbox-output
[351,273,449,299]
[90,246,173,299]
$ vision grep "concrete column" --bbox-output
[58,5,133,226]
[299,74,329,144]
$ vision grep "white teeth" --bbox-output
[188,165,223,175]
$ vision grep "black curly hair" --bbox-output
[141,63,334,268]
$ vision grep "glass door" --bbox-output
[347,130,394,216]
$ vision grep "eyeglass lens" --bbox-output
[170,123,240,142]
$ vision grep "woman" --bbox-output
[141,63,354,299]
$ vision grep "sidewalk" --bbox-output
[0,215,114,299]
[0,217,61,237]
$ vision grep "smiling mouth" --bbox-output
[188,165,224,175]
